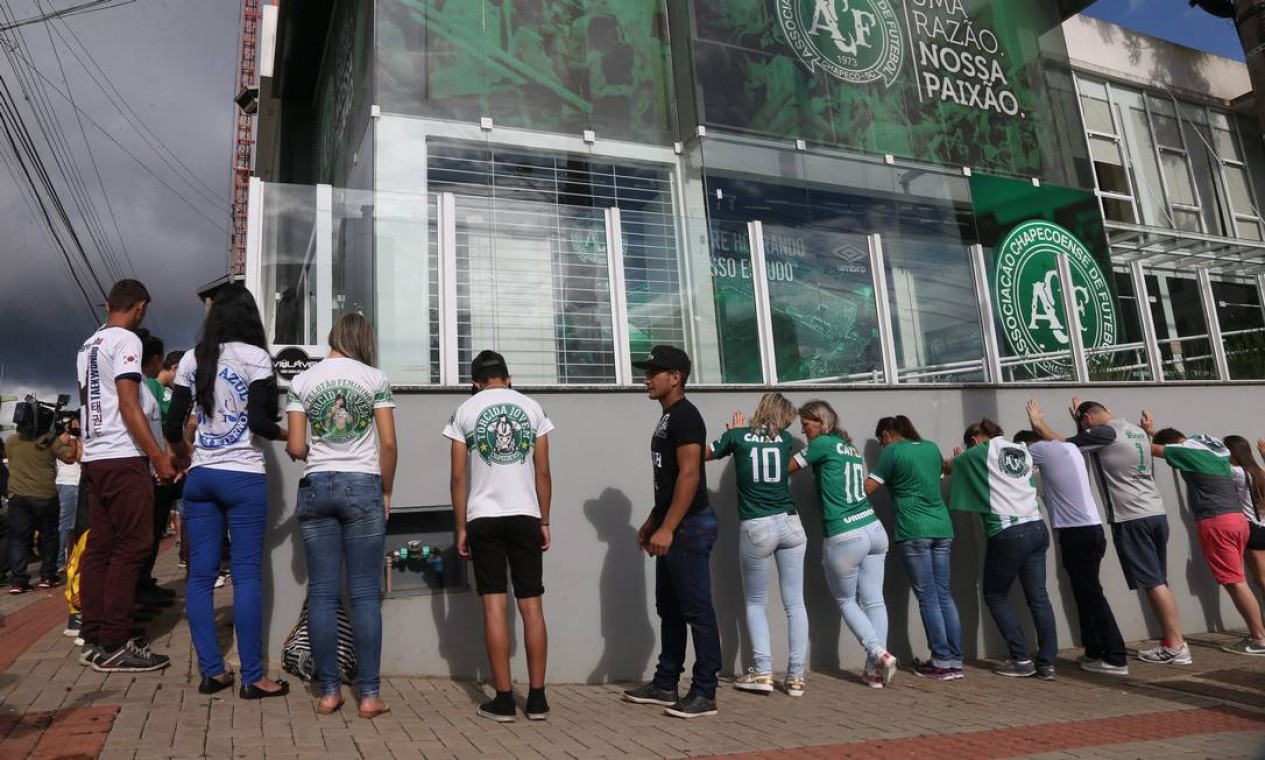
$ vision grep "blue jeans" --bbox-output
[738,512,807,677]
[823,521,890,660]
[184,467,269,684]
[57,484,78,568]
[900,538,963,668]
[653,507,721,699]
[297,471,386,697]
[983,520,1058,668]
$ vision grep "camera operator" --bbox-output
[7,398,75,593]
[55,416,83,571]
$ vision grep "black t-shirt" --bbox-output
[651,397,709,521]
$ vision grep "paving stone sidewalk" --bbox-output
[1,547,1263,759]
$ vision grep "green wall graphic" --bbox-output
[691,0,1075,178]
[376,0,676,144]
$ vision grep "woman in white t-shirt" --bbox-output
[164,284,289,700]
[286,313,397,719]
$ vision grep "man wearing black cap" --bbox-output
[445,350,553,722]
[1028,397,1188,666]
[622,345,720,718]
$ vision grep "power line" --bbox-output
[0,1,121,282]
[51,13,225,208]
[38,0,131,275]
[3,42,227,232]
[0,78,99,319]
[0,0,137,33]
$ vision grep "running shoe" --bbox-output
[1137,642,1193,666]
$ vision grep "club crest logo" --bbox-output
[999,446,1030,478]
[992,220,1117,376]
[309,383,372,444]
[475,403,535,465]
[778,0,904,86]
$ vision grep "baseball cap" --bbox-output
[632,345,691,374]
[470,349,509,378]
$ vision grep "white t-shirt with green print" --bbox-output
[443,387,554,521]
[286,357,396,475]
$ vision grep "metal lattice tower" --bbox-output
[229,0,260,276]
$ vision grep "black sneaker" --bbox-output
[78,644,102,667]
[63,614,82,637]
[525,687,549,721]
[92,641,170,673]
[621,682,679,706]
[994,659,1036,678]
[477,691,516,723]
[664,692,717,719]
[1035,665,1055,681]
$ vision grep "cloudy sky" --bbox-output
[0,0,238,407]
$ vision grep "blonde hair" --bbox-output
[328,312,378,367]
[799,399,848,440]
[748,392,797,440]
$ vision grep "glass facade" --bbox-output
[253,1,1265,388]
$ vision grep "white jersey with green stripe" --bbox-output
[949,437,1043,537]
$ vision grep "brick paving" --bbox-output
[1,547,1264,759]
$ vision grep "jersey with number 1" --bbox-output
[793,433,875,537]
[709,427,795,521]
[1068,417,1164,524]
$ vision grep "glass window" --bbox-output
[1100,196,1136,224]
[761,224,882,383]
[1148,95,1183,148]
[259,183,319,347]
[1173,208,1203,233]
[1089,136,1129,194]
[1213,279,1265,380]
[1160,152,1196,206]
[451,196,617,384]
[1079,77,1115,134]
[1236,218,1263,241]
[1214,126,1242,162]
[1149,273,1215,381]
[885,238,984,383]
[1113,86,1169,227]
[1224,164,1258,216]
[1087,269,1152,381]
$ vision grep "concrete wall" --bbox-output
[1062,15,1248,104]
[257,384,1265,684]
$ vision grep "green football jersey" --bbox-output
[948,438,1042,538]
[793,433,876,537]
[710,427,796,521]
[869,440,953,542]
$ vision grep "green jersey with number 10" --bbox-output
[710,427,796,521]
[793,434,876,537]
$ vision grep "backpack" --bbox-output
[281,602,358,683]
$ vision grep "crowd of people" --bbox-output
[3,276,1265,727]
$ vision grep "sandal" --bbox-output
[315,695,344,715]
[358,702,391,720]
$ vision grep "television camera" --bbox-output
[11,393,77,441]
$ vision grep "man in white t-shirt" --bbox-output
[445,351,553,723]
[75,280,175,674]
[1016,407,1128,677]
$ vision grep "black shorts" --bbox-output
[467,515,544,598]
[1111,514,1169,590]
[1248,521,1265,552]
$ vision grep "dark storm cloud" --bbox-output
[0,0,238,398]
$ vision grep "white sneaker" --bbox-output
[876,651,897,686]
[1080,659,1129,676]
[214,572,228,589]
[733,669,774,694]
[1137,642,1193,666]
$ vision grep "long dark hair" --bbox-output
[875,415,921,441]
[195,284,274,419]
[1225,434,1265,521]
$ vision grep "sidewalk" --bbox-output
[1,546,1263,759]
